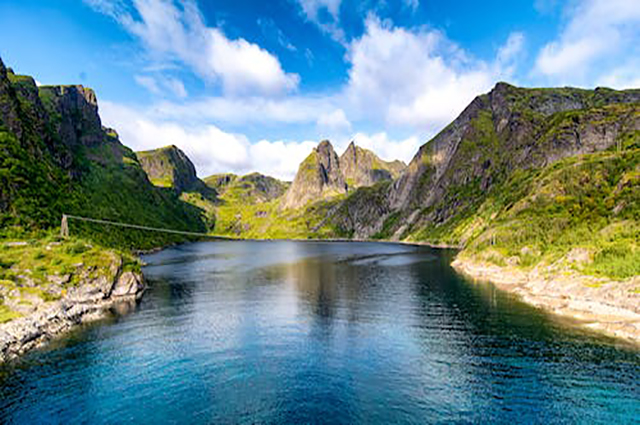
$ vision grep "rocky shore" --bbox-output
[0,254,145,363]
[452,257,640,344]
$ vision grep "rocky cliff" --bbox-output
[340,141,405,188]
[281,140,347,209]
[332,83,640,241]
[137,145,197,191]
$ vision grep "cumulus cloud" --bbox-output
[86,0,298,96]
[534,0,640,85]
[100,101,324,179]
[344,16,519,131]
[317,109,351,132]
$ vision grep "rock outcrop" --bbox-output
[281,140,348,209]
[0,255,145,363]
[136,145,210,194]
[340,141,405,189]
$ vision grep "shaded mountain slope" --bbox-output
[340,141,405,188]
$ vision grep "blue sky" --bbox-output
[1,0,639,179]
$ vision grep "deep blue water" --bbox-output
[0,241,638,424]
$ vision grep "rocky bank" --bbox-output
[0,253,145,362]
[452,257,640,344]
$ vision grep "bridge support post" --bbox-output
[60,214,69,238]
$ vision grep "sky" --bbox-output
[0,0,639,179]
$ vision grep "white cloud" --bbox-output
[165,77,188,98]
[87,0,298,96]
[496,32,525,74]
[134,75,161,94]
[403,0,419,12]
[350,132,421,164]
[100,101,323,180]
[135,74,188,98]
[150,94,338,126]
[317,109,351,132]
[534,0,640,84]
[344,16,517,130]
[295,0,345,43]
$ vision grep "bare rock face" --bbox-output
[340,141,406,189]
[136,145,199,192]
[111,271,145,300]
[281,140,347,209]
[38,84,103,148]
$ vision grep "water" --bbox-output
[0,241,638,424]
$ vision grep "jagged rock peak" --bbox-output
[340,141,406,188]
[281,139,347,209]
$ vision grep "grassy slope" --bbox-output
[1,68,207,250]
[210,173,342,239]
[435,143,639,280]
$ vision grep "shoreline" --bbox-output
[205,235,462,250]
[0,255,145,363]
[451,257,640,345]
[4,237,637,363]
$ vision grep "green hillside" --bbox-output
[0,58,206,249]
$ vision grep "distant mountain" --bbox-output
[281,140,348,209]
[340,141,405,189]
[136,145,216,200]
[204,172,288,204]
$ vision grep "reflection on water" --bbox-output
[0,241,638,424]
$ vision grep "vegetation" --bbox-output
[445,147,639,280]
[0,233,142,322]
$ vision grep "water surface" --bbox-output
[1,241,638,424]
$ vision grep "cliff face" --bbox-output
[390,83,640,215]
[343,83,640,242]
[340,141,405,189]
[281,140,347,209]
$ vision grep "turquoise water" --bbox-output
[0,241,638,424]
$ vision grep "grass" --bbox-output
[0,232,142,323]
[0,303,22,324]
[457,148,640,280]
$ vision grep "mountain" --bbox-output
[136,145,216,200]
[281,140,347,209]
[0,57,205,247]
[323,82,639,279]
[340,141,405,188]
[205,172,288,204]
[380,82,640,241]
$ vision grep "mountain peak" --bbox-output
[281,139,347,209]
[340,143,406,189]
[136,145,200,193]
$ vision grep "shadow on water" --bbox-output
[0,241,638,424]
